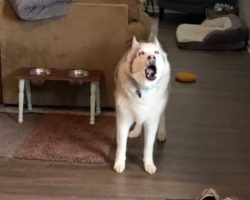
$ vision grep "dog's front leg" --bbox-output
[114,108,133,174]
[143,115,161,175]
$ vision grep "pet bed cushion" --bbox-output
[176,14,248,50]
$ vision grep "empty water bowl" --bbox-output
[29,68,51,76]
[68,69,89,78]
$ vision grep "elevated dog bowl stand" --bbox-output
[13,68,102,125]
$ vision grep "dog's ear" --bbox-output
[132,36,139,49]
[153,37,167,55]
[153,37,168,64]
[153,37,161,47]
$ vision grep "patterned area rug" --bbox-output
[14,114,116,163]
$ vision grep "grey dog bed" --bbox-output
[176,14,248,50]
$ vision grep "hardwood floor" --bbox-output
[1,15,250,199]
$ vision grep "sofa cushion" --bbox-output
[74,0,140,21]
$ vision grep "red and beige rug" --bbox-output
[14,114,116,163]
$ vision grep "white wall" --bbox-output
[239,0,250,47]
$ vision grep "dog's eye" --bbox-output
[154,50,159,55]
[138,51,145,56]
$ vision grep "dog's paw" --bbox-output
[144,162,157,175]
[113,161,125,174]
[128,129,141,138]
[157,132,167,142]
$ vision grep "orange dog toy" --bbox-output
[175,72,197,83]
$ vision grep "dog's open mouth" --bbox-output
[145,64,157,81]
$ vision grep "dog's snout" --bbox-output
[147,55,156,62]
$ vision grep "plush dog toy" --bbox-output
[175,72,197,83]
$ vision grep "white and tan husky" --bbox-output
[114,37,171,174]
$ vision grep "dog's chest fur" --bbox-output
[116,74,169,123]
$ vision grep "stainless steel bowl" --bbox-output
[68,69,89,78]
[29,68,51,76]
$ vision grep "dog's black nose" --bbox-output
[147,55,156,62]
[145,65,157,81]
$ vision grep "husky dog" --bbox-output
[114,37,171,174]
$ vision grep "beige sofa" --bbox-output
[0,0,151,107]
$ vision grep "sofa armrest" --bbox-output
[127,11,151,47]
